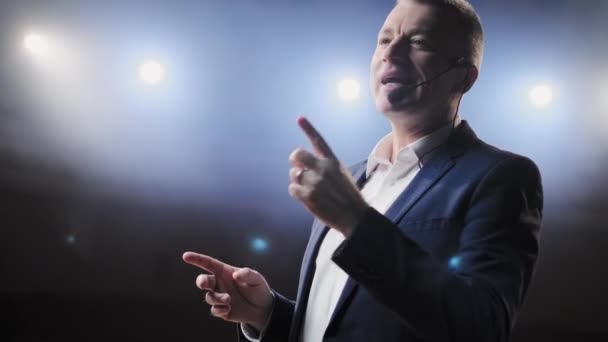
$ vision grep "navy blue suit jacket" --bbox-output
[239,120,543,342]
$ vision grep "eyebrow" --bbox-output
[379,27,394,36]
[378,27,434,37]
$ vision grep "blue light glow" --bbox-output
[448,256,460,269]
[251,237,268,253]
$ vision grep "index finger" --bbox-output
[297,116,337,160]
[182,251,224,274]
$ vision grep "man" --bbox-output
[183,0,543,341]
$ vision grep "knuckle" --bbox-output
[288,184,298,197]
[196,274,206,288]
[210,305,230,318]
[221,308,232,320]
[223,294,231,304]
[289,148,302,161]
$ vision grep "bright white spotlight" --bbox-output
[529,84,553,108]
[23,33,50,57]
[337,79,361,102]
[138,60,166,86]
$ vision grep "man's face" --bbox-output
[370,0,464,116]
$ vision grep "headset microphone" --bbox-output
[387,57,467,105]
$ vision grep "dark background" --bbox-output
[1,0,607,341]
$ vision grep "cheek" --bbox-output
[370,53,381,90]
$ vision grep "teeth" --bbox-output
[384,78,402,84]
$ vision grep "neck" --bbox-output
[386,110,454,163]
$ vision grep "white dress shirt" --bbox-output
[243,117,461,342]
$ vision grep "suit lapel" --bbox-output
[290,162,368,341]
[383,147,455,223]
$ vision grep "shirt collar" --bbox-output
[365,116,462,178]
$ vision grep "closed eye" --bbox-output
[411,37,435,51]
[411,38,428,46]
[379,37,391,45]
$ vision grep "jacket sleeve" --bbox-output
[331,155,543,342]
[236,289,295,342]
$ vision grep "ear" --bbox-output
[461,66,479,93]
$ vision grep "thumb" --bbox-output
[232,267,264,287]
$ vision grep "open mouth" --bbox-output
[381,75,405,84]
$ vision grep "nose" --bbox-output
[382,37,409,64]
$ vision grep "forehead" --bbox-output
[381,1,444,35]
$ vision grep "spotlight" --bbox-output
[23,32,50,57]
[138,60,165,86]
[337,79,361,102]
[529,84,553,108]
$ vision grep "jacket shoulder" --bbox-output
[464,138,539,173]
[460,139,542,201]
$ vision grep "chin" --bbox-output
[376,100,396,114]
[375,93,415,115]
